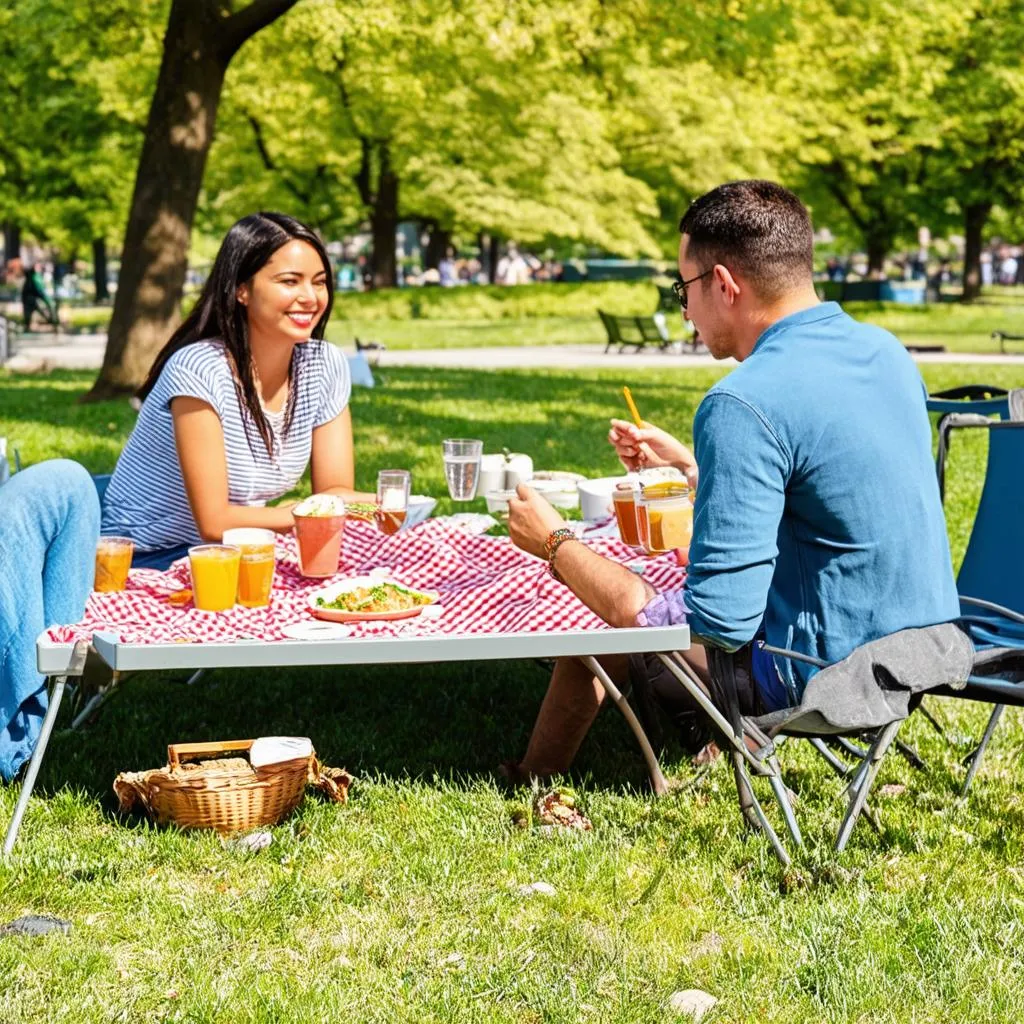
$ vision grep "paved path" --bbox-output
[5,332,1024,373]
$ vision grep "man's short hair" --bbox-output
[678,180,814,299]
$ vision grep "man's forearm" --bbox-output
[550,540,655,628]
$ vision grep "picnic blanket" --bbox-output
[48,519,688,646]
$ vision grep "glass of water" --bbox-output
[442,438,483,501]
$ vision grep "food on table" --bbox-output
[188,544,242,612]
[167,588,193,606]
[293,494,347,517]
[94,536,134,593]
[314,582,433,614]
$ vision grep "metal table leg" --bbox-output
[4,640,90,857]
[580,655,669,796]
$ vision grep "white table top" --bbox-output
[37,624,690,676]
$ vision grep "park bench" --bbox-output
[599,310,694,354]
[992,330,1024,354]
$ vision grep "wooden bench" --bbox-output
[992,331,1024,354]
[599,311,691,354]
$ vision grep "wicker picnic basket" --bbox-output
[113,740,351,833]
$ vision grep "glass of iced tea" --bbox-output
[637,482,693,555]
[376,469,411,535]
[188,544,241,612]
[94,536,134,592]
[222,528,276,608]
[612,483,641,548]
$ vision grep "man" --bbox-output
[21,263,56,330]
[505,180,960,779]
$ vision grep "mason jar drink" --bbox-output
[612,483,641,547]
[637,482,693,555]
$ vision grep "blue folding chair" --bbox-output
[932,421,1024,795]
[926,385,1011,501]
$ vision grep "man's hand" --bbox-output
[608,418,698,487]
[508,484,566,559]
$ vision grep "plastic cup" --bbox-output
[293,512,345,577]
[188,544,241,611]
[376,469,410,535]
[612,484,641,547]
[637,482,693,555]
[442,438,483,501]
[94,536,134,592]
[223,528,276,608]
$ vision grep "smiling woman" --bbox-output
[100,213,374,568]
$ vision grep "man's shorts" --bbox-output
[626,646,771,756]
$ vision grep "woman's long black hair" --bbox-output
[139,212,335,457]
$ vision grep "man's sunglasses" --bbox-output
[671,269,713,313]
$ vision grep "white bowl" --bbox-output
[531,471,585,509]
[484,489,518,517]
[404,494,437,529]
[577,475,635,521]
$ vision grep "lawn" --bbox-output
[1,362,1024,1022]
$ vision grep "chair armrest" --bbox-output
[960,596,1024,625]
[759,644,829,669]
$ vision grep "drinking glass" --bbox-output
[637,482,693,555]
[223,528,276,608]
[376,469,411,535]
[188,544,242,612]
[94,536,134,592]
[442,438,483,501]
[612,483,641,548]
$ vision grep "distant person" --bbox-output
[981,252,994,287]
[102,212,374,570]
[21,263,56,330]
[439,247,457,288]
[999,253,1018,285]
[497,244,531,286]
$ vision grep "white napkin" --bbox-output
[250,736,314,768]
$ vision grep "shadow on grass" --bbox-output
[36,656,671,812]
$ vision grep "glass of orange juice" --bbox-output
[222,528,276,608]
[94,536,134,592]
[637,482,692,555]
[376,470,410,535]
[188,544,241,612]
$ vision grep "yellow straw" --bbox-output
[622,386,643,428]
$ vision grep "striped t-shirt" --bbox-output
[102,339,351,551]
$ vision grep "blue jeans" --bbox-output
[0,460,100,781]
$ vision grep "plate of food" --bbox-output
[308,576,439,623]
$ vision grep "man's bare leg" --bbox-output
[513,646,712,779]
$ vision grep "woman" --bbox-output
[102,212,372,569]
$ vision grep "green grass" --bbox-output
[2,363,1024,1022]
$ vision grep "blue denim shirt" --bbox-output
[655,302,959,703]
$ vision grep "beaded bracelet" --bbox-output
[544,527,578,582]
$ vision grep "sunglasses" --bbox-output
[671,269,713,313]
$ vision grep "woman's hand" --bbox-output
[608,418,698,486]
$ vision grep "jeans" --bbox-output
[0,460,100,781]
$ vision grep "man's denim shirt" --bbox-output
[645,302,960,704]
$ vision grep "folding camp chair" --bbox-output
[934,420,1024,795]
[649,624,975,865]
[926,385,1012,501]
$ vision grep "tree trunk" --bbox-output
[961,201,991,304]
[3,223,20,267]
[85,0,298,400]
[866,234,889,276]
[370,143,399,290]
[424,224,450,270]
[486,234,500,285]
[92,237,110,302]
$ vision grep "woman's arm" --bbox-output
[172,396,298,540]
[309,407,375,502]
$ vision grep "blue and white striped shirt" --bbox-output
[102,339,351,551]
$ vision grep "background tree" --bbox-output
[87,0,301,400]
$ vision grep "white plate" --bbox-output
[308,575,439,623]
[281,621,353,641]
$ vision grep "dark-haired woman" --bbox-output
[102,212,373,569]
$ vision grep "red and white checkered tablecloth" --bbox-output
[48,519,687,646]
